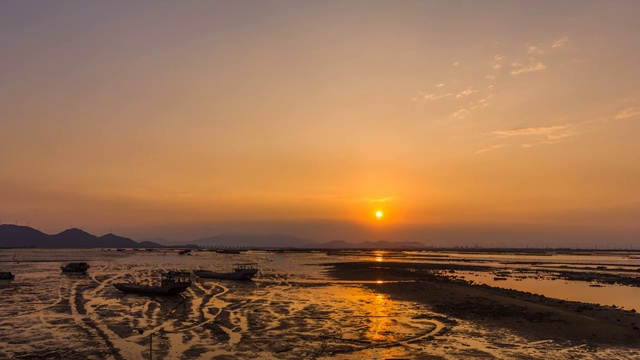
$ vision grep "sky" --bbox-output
[1,1,639,246]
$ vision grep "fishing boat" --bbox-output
[0,272,14,280]
[113,271,192,295]
[61,262,90,274]
[194,263,258,280]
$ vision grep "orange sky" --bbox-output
[1,1,639,245]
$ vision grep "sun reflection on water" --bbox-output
[366,292,396,343]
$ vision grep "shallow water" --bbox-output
[359,250,640,310]
[1,249,638,359]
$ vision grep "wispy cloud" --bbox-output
[511,61,546,75]
[493,54,505,70]
[509,37,567,75]
[552,37,569,49]
[450,108,470,119]
[456,86,477,98]
[492,125,569,137]
[491,124,579,144]
[411,91,454,101]
[478,124,579,153]
[474,144,506,155]
[527,45,545,55]
[614,107,640,120]
[359,196,399,203]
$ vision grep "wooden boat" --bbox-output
[215,249,242,254]
[0,272,14,280]
[61,262,90,274]
[194,263,258,280]
[113,271,192,295]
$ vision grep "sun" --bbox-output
[375,210,384,219]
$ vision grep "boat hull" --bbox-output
[61,267,88,274]
[61,263,90,274]
[0,272,14,280]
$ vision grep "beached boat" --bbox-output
[194,263,258,280]
[0,272,14,280]
[61,262,90,274]
[113,271,192,295]
[215,249,242,254]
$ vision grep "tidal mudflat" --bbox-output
[1,249,639,359]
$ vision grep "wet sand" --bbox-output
[328,261,640,348]
[3,249,640,359]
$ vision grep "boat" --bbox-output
[215,249,242,254]
[0,272,14,280]
[113,271,192,295]
[61,262,90,274]
[194,263,258,280]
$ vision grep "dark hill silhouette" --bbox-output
[0,225,49,247]
[137,240,166,248]
[0,224,162,248]
[190,233,425,249]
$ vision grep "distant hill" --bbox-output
[193,233,316,248]
[190,232,426,249]
[0,225,163,248]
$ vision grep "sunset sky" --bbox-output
[1,1,639,246]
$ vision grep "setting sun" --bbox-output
[375,210,384,219]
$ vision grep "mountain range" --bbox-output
[0,224,427,249]
[168,233,425,249]
[0,225,163,248]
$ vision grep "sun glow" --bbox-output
[375,210,383,219]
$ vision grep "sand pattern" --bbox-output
[1,249,639,359]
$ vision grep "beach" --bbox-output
[328,261,640,351]
[2,249,640,359]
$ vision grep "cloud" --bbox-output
[474,144,506,155]
[412,91,454,101]
[527,45,545,55]
[359,196,399,203]
[507,37,567,76]
[511,61,546,75]
[436,83,445,88]
[493,54,505,70]
[450,108,470,119]
[452,61,461,67]
[552,37,569,49]
[492,125,570,137]
[456,86,478,98]
[614,107,640,120]
[491,124,579,144]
